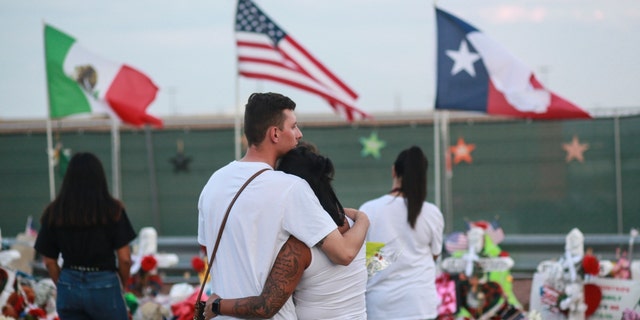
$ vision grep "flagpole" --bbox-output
[43,20,56,201]
[234,76,241,160]
[46,119,56,200]
[434,111,441,210]
[234,0,242,160]
[441,111,453,234]
[111,119,121,199]
[614,115,623,234]
[144,125,161,232]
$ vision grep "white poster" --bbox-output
[530,273,640,320]
[589,277,640,320]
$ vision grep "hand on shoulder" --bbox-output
[344,208,368,223]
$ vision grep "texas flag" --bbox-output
[435,8,591,119]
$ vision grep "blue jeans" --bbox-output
[57,269,128,320]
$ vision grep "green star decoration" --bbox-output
[359,132,386,159]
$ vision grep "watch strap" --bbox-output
[212,297,222,315]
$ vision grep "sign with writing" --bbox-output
[530,273,640,320]
[589,278,640,320]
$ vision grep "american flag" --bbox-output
[235,0,371,122]
[488,219,505,245]
[25,216,38,237]
[540,285,560,309]
[445,231,468,254]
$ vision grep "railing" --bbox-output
[154,236,202,284]
[142,234,640,282]
[6,234,638,283]
[498,234,637,277]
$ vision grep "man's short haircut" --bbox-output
[244,92,296,147]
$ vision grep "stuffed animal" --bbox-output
[612,249,631,279]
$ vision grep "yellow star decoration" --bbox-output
[562,135,589,163]
[359,132,386,159]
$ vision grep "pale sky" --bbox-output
[1,0,639,121]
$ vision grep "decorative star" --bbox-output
[170,153,192,172]
[450,137,476,165]
[359,132,386,159]
[170,139,192,173]
[562,135,589,163]
[446,39,481,77]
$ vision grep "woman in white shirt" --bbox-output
[360,145,445,320]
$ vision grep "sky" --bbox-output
[1,0,640,121]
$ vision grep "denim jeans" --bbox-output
[57,269,128,320]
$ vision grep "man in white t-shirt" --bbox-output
[198,92,369,320]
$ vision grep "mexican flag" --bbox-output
[44,24,162,127]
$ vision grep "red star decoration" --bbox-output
[562,135,589,163]
[449,137,476,165]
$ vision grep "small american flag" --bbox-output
[25,216,38,237]
[445,231,468,254]
[488,219,505,245]
[540,284,560,310]
[235,0,371,122]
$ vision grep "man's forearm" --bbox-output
[320,208,369,265]
[204,236,310,319]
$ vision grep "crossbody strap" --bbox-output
[196,168,270,302]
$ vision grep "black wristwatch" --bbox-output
[212,297,222,315]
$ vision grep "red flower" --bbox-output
[582,254,600,275]
[191,256,205,273]
[141,255,158,272]
[28,308,47,318]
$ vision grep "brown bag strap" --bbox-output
[196,168,270,302]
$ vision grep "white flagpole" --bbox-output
[46,119,56,200]
[235,76,241,160]
[111,119,121,199]
[434,111,441,210]
[43,20,56,201]
[441,111,453,233]
[234,2,242,161]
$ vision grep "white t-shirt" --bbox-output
[359,195,444,320]
[198,161,338,320]
[294,218,367,320]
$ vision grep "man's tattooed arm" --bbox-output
[206,236,311,319]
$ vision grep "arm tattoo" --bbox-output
[228,237,309,318]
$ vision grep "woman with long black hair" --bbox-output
[35,152,136,319]
[360,145,445,320]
